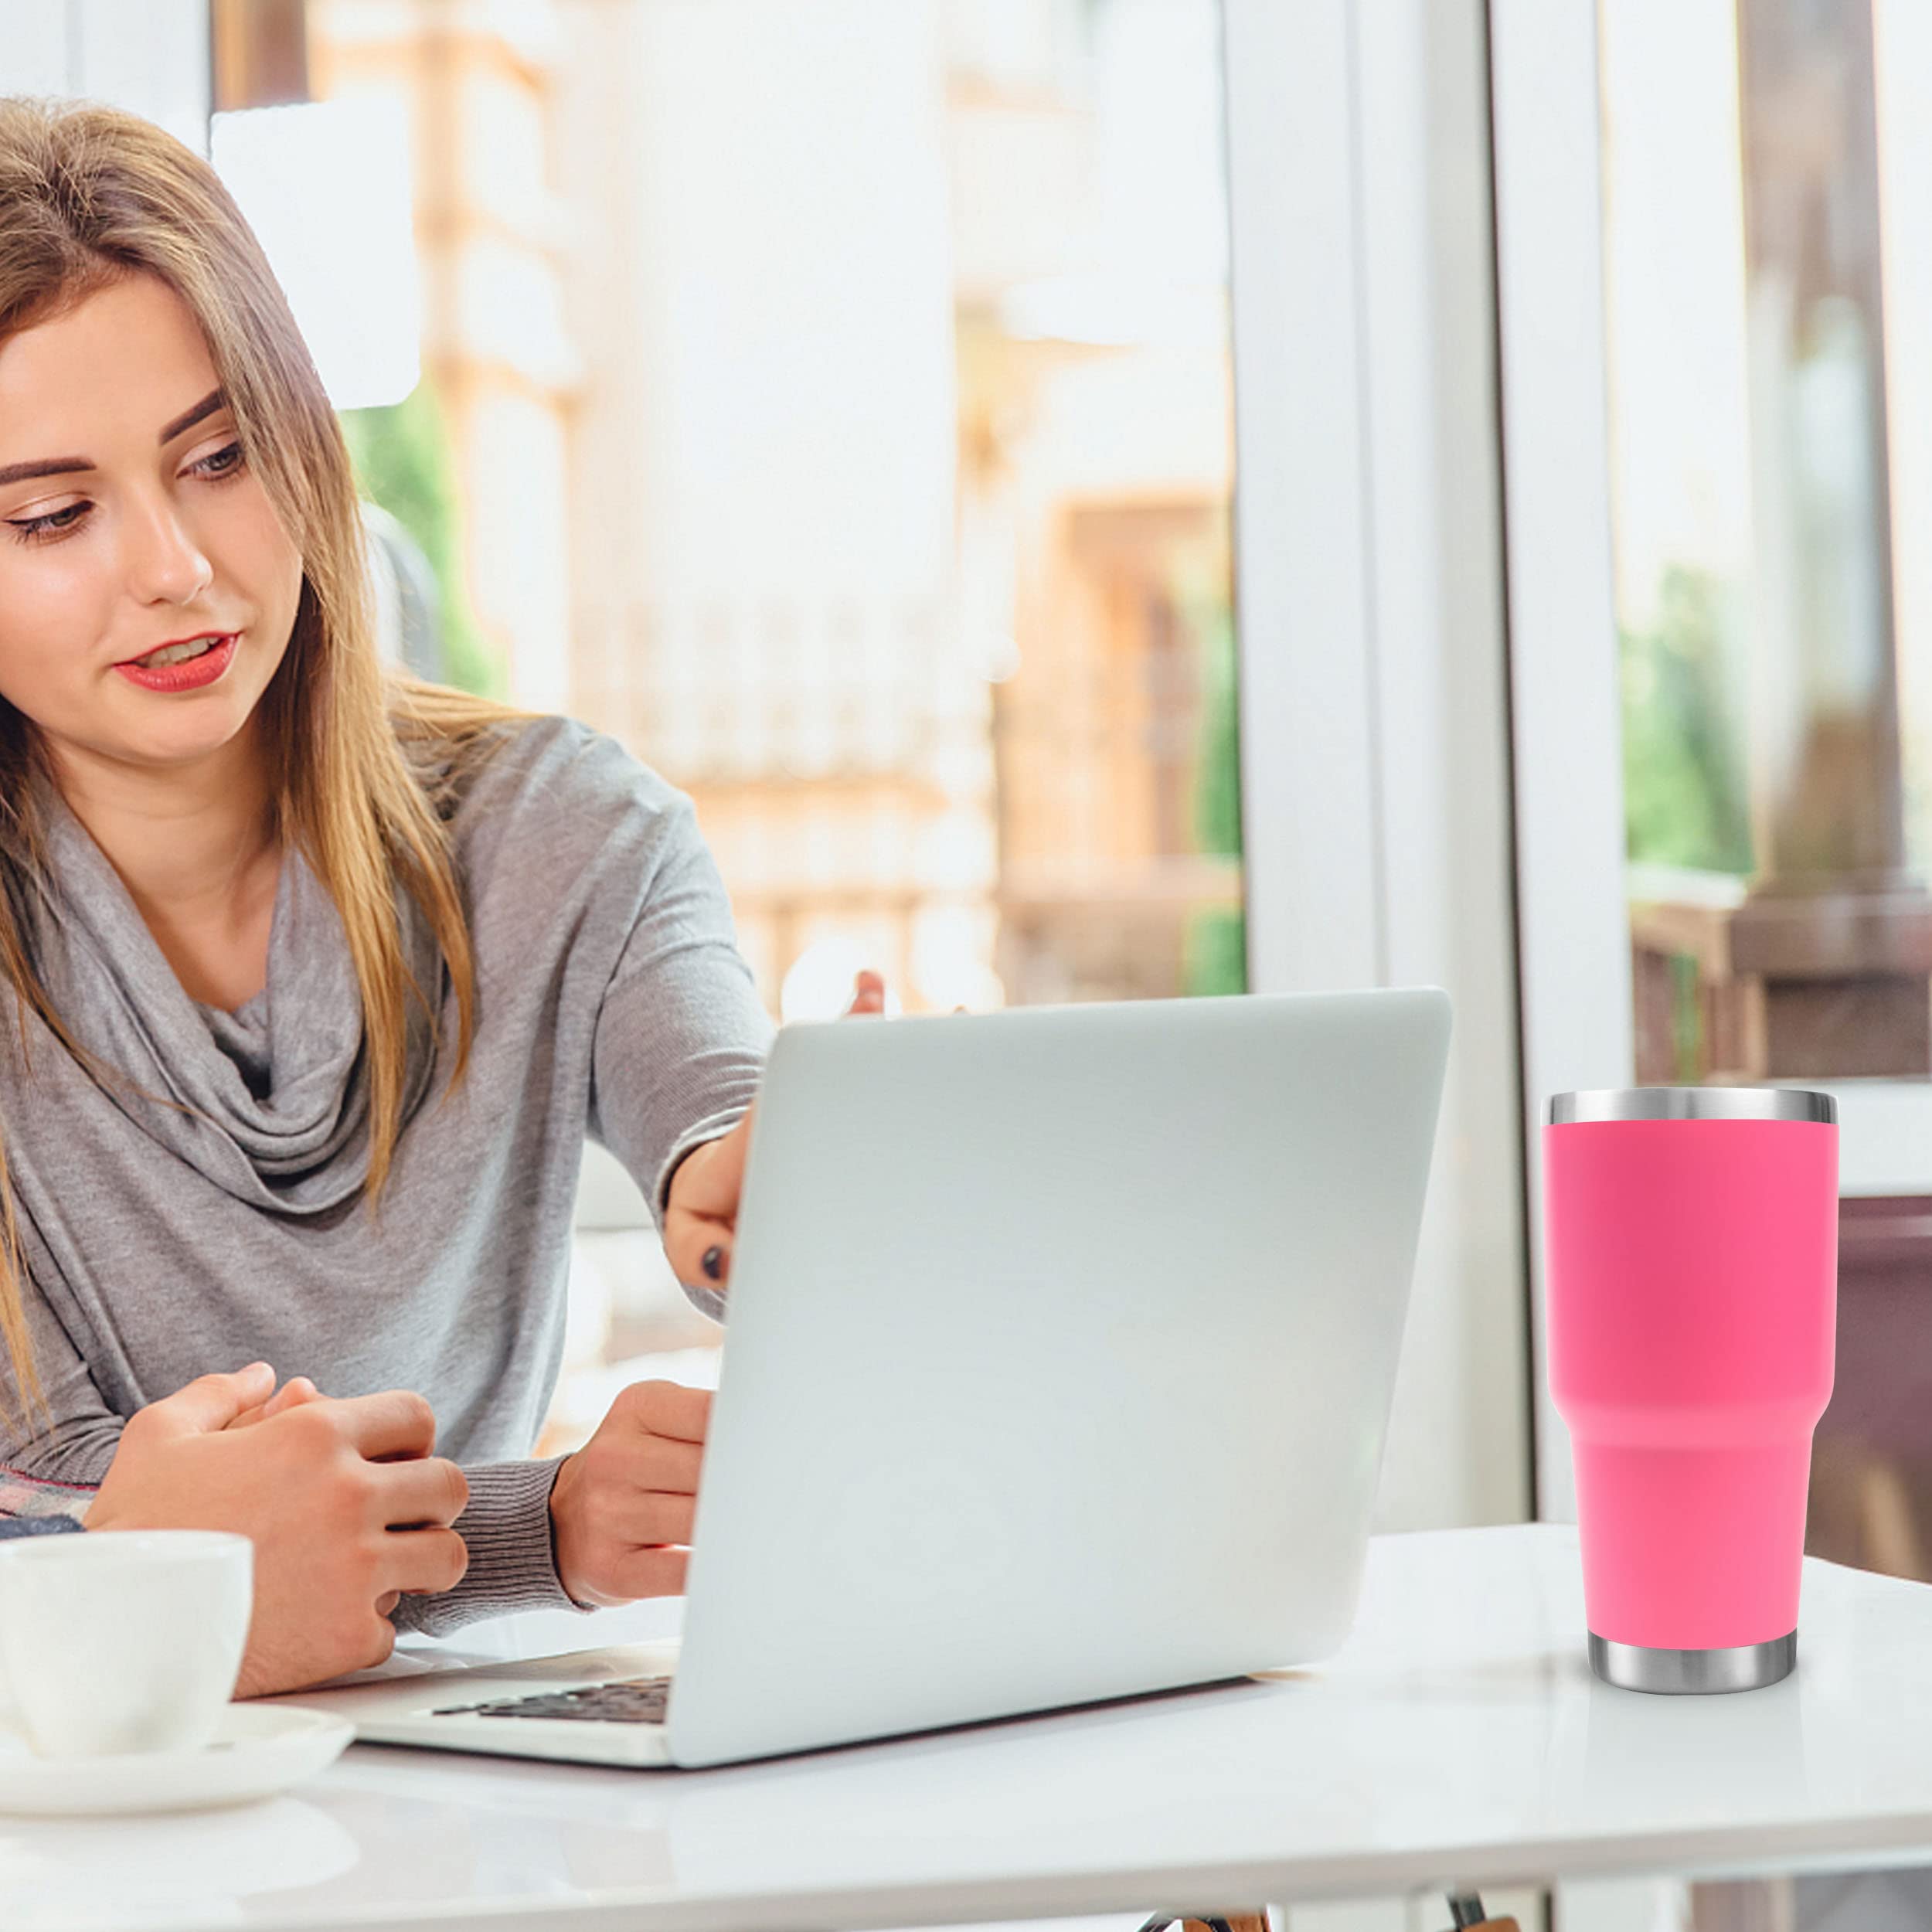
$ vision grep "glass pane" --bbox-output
[1599,0,1932,1587]
[219,0,1243,1438]
[1603,0,1931,1087]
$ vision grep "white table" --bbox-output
[13,1524,1932,1932]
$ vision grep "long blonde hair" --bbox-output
[0,97,512,1407]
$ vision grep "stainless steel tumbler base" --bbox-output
[1588,1631,1798,1694]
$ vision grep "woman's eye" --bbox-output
[5,502,88,545]
[189,440,245,481]
[4,444,244,545]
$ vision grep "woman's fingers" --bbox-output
[373,1455,470,1531]
[324,1389,439,1463]
[619,1431,703,1495]
[142,1362,277,1437]
[228,1374,325,1431]
[597,1491,697,1549]
[263,1376,321,1416]
[604,1546,690,1601]
[615,1378,711,1445]
[381,1525,471,1598]
[663,1210,733,1294]
[846,969,886,1015]
[663,1115,757,1291]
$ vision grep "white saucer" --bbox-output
[0,1704,352,1815]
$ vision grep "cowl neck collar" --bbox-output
[31,791,443,1216]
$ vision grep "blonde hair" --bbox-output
[0,97,514,1409]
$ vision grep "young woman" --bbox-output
[0,97,859,1693]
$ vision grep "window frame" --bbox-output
[1225,0,1533,1531]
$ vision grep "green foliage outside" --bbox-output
[339,382,503,697]
[1622,563,1753,1081]
[1193,597,1243,861]
[1621,564,1752,875]
[1175,556,1755,1004]
[1185,904,1246,998]
[1185,578,1246,998]
[1173,558,1752,1004]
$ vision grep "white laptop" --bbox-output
[288,988,1451,1769]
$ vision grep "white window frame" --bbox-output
[1224,0,1533,1532]
[1486,1,1630,1523]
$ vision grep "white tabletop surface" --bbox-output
[13,1522,1932,1932]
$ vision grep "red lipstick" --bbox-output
[114,634,237,694]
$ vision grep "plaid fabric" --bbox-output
[0,1468,93,1525]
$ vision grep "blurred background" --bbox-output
[213,0,1244,1029]
[196,0,1247,1454]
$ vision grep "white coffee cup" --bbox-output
[0,1530,252,1757]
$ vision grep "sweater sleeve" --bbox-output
[0,1206,131,1511]
[588,798,772,1248]
[388,1456,579,1634]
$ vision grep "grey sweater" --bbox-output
[0,716,771,1631]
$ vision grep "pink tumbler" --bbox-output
[1546,1088,1837,1694]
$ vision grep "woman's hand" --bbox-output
[548,1380,709,1606]
[225,1373,321,1430]
[844,968,887,1017]
[661,970,886,1291]
[87,1367,469,1696]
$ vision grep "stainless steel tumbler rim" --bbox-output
[1588,1631,1797,1694]
[1549,1087,1835,1126]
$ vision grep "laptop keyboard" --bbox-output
[431,1675,673,1724]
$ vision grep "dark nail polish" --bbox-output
[701,1245,726,1282]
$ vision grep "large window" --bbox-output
[1598,0,1932,1584]
[211,0,1243,1442]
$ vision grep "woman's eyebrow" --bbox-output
[0,454,87,488]
[158,387,226,444]
[0,389,230,489]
